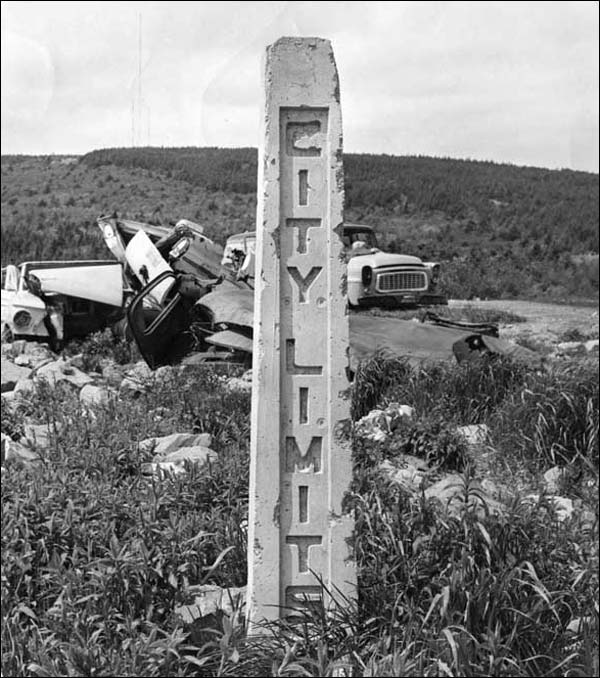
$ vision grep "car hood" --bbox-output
[348,251,425,269]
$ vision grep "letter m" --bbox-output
[285,436,322,473]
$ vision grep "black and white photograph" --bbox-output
[1,2,598,676]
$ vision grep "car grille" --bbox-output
[376,271,428,292]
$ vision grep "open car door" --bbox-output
[127,271,194,368]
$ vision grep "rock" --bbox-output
[523,494,575,522]
[381,459,426,492]
[119,361,154,394]
[556,341,585,357]
[355,403,414,442]
[142,445,217,475]
[10,340,28,355]
[34,359,93,389]
[154,365,177,382]
[142,445,217,476]
[584,339,599,353]
[1,359,32,392]
[456,424,490,447]
[139,432,213,455]
[175,585,246,623]
[13,378,36,399]
[68,353,86,370]
[14,355,31,367]
[80,384,113,408]
[225,376,253,392]
[5,438,42,465]
[21,422,57,450]
[99,358,126,385]
[425,474,505,516]
[543,466,564,494]
[566,617,592,635]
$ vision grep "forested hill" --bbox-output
[82,147,599,256]
[1,149,598,301]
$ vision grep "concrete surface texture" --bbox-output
[247,37,356,629]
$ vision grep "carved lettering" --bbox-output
[299,387,308,424]
[285,218,322,254]
[288,266,322,303]
[285,339,323,375]
[298,169,308,205]
[286,535,322,572]
[285,436,322,472]
[286,121,324,156]
[299,486,309,522]
[285,585,323,612]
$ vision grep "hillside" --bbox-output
[1,150,598,301]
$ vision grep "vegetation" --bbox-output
[2,334,598,676]
[1,149,598,301]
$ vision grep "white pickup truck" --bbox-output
[221,223,446,307]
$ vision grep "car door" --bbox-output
[127,271,193,368]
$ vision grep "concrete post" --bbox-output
[247,37,355,631]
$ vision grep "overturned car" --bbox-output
[98,214,539,371]
[1,260,124,349]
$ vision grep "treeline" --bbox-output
[1,150,598,301]
[83,147,599,255]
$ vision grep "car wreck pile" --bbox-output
[1,214,540,370]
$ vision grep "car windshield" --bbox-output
[343,230,377,249]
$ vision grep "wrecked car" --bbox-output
[220,224,446,307]
[98,214,540,371]
[1,260,124,349]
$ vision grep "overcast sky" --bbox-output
[1,1,598,172]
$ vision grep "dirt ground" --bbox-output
[449,299,599,350]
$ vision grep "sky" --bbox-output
[1,1,598,173]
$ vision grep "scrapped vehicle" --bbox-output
[1,260,124,348]
[220,224,446,306]
[98,214,540,371]
[343,224,446,307]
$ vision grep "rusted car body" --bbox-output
[1,260,124,348]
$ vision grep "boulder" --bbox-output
[523,494,575,522]
[100,359,127,387]
[34,359,93,389]
[543,466,564,494]
[119,362,154,395]
[175,585,246,623]
[1,359,31,392]
[584,339,599,353]
[13,378,36,399]
[355,403,414,442]
[14,355,31,367]
[425,474,505,517]
[4,438,42,465]
[142,445,217,476]
[21,422,57,450]
[381,459,426,492]
[556,341,585,357]
[80,384,113,408]
[226,369,253,392]
[455,424,490,447]
[139,432,213,455]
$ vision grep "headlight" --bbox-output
[361,266,373,287]
[13,310,32,328]
[431,264,440,282]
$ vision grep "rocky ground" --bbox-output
[449,299,599,355]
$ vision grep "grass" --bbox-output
[2,339,598,676]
